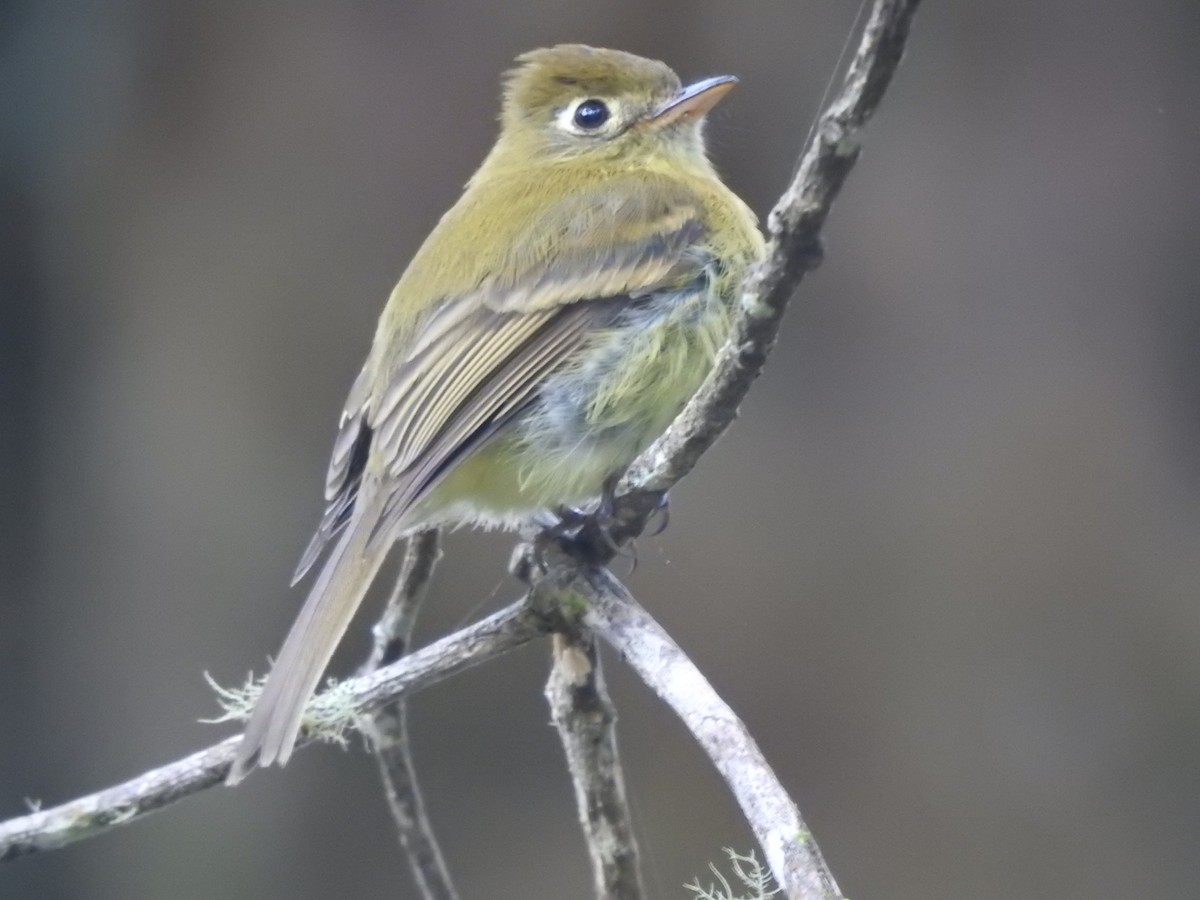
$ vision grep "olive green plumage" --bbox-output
[228,44,764,783]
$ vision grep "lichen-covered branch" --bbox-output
[0,597,546,861]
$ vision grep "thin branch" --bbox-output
[0,597,547,862]
[571,567,842,900]
[592,0,923,551]
[545,632,645,900]
[0,738,237,863]
[361,529,460,900]
[364,529,445,671]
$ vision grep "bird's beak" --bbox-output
[644,75,738,127]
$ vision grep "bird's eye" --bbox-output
[572,99,610,130]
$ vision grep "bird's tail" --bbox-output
[226,507,389,785]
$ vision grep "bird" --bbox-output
[226,44,764,784]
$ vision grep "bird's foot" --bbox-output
[532,474,634,568]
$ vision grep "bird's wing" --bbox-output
[293,175,708,576]
[292,365,373,583]
[367,178,709,535]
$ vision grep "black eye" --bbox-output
[572,99,610,130]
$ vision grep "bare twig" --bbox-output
[571,567,841,900]
[0,598,547,861]
[364,530,445,671]
[546,633,645,900]
[361,529,459,900]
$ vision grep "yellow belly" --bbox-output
[414,283,728,529]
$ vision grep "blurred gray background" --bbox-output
[3,1,1200,898]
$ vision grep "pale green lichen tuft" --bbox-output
[201,670,357,748]
[200,670,263,724]
[685,848,779,900]
[302,676,361,748]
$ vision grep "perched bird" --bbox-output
[227,44,763,783]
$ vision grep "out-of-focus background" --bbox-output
[3,2,1200,898]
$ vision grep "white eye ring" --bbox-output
[555,98,617,136]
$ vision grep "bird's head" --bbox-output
[488,44,736,169]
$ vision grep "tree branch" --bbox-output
[0,597,547,861]
[591,0,923,552]
[546,632,645,900]
[570,566,842,900]
[361,529,460,900]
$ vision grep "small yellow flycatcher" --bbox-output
[228,45,763,782]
